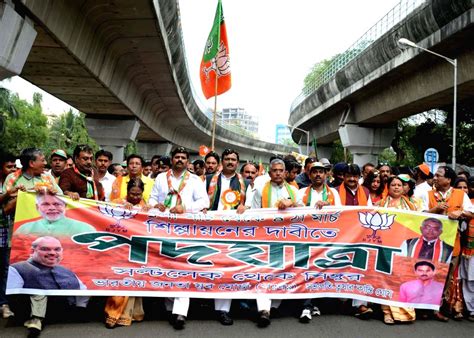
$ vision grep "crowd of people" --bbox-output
[0,144,473,336]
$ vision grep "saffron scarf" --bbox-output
[261,181,296,208]
[339,184,368,206]
[302,184,335,206]
[428,188,464,214]
[413,238,442,262]
[379,195,416,211]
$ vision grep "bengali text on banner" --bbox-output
[7,192,457,310]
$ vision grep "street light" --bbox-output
[287,124,310,156]
[398,38,458,169]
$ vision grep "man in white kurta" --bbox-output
[205,149,246,326]
[248,159,300,327]
[297,162,341,323]
[149,147,209,330]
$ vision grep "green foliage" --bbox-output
[456,121,474,166]
[46,109,98,156]
[124,141,138,160]
[303,56,337,92]
[280,138,298,147]
[330,140,352,164]
[390,109,473,167]
[1,94,48,154]
[378,147,396,164]
[0,87,18,118]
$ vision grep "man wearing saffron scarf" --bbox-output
[336,164,372,207]
[149,147,209,330]
[400,218,452,263]
[249,159,300,327]
[59,145,104,201]
[297,162,341,323]
[421,166,471,215]
[421,165,471,321]
[204,149,246,326]
[336,163,373,319]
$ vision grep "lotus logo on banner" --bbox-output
[358,211,395,242]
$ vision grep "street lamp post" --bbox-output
[287,124,310,156]
[398,38,457,169]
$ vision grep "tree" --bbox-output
[303,56,337,92]
[124,141,138,159]
[1,93,48,154]
[46,109,98,156]
[0,87,19,137]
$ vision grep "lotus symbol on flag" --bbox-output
[98,204,138,232]
[358,211,395,240]
[203,42,231,79]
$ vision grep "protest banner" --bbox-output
[7,191,457,310]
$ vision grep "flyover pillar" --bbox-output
[86,118,140,162]
[137,142,173,160]
[338,124,395,167]
[316,145,333,161]
[0,2,37,80]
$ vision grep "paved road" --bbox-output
[2,305,473,338]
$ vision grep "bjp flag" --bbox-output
[200,0,231,99]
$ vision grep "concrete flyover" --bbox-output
[0,0,295,161]
[288,0,474,165]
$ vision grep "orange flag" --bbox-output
[200,0,231,99]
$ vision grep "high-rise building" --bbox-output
[275,124,291,144]
[220,107,258,134]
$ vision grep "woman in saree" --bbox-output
[379,176,417,324]
[104,178,150,328]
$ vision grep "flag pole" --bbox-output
[211,1,222,151]
[211,74,218,151]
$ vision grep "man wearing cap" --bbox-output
[298,162,341,210]
[95,150,115,202]
[297,162,341,323]
[48,150,68,183]
[414,164,433,199]
[295,157,317,189]
[149,147,209,330]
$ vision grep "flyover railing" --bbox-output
[290,0,427,112]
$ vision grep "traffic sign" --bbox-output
[424,148,439,174]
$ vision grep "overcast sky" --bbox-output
[1,0,400,142]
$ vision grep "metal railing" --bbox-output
[290,0,427,112]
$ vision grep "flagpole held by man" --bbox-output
[200,0,231,150]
